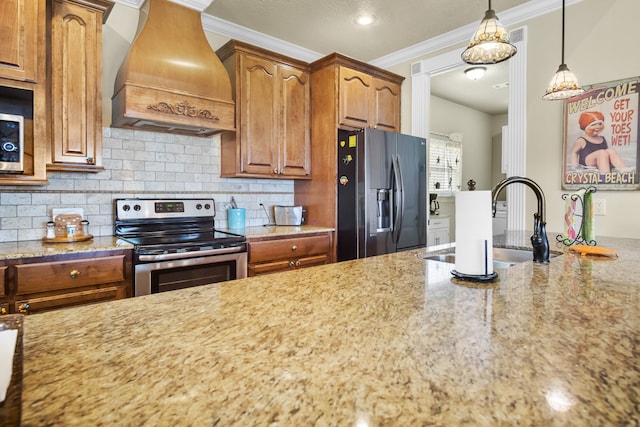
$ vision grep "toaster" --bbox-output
[274,205,304,226]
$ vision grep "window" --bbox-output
[428,132,463,194]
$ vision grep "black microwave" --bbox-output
[0,113,24,173]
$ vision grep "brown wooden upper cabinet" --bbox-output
[217,40,311,179]
[48,0,113,172]
[0,0,48,186]
[0,0,41,83]
[338,66,401,132]
[293,54,403,259]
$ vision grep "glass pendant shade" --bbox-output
[461,7,517,65]
[542,0,584,100]
[542,63,584,100]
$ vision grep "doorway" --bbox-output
[411,27,528,233]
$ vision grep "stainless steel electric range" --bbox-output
[114,198,247,296]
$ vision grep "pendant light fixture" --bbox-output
[462,0,517,65]
[542,0,584,100]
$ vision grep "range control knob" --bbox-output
[122,204,130,211]
[134,204,141,211]
[196,204,202,210]
[204,204,211,210]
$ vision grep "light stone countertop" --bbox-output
[0,236,132,260]
[0,226,333,260]
[241,225,335,239]
[19,233,639,425]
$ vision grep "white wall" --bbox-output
[491,114,508,197]
[391,0,640,239]
[527,0,640,238]
[429,96,505,241]
[430,96,494,191]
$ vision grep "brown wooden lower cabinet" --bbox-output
[0,266,6,297]
[14,286,124,314]
[0,249,132,315]
[1,266,8,314]
[248,232,333,277]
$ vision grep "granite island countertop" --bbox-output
[20,233,639,425]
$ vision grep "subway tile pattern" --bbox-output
[0,128,294,242]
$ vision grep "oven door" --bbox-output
[134,250,247,296]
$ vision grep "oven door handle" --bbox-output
[137,245,246,262]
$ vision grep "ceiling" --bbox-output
[116,0,578,114]
[205,0,529,63]
[203,0,529,115]
[430,60,511,115]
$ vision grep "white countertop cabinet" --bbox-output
[428,216,450,246]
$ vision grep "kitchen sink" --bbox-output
[418,247,560,269]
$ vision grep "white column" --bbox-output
[411,27,528,234]
[505,27,528,232]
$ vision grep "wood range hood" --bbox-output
[112,0,234,136]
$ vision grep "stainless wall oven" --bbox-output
[114,198,247,296]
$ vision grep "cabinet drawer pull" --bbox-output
[18,303,30,315]
[0,307,7,315]
[70,269,81,279]
[291,245,297,251]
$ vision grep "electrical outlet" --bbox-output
[593,199,606,216]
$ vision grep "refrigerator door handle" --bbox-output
[392,154,404,244]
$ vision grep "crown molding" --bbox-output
[173,0,211,12]
[200,14,323,63]
[371,0,583,68]
[113,0,213,12]
[111,0,324,61]
[113,0,142,7]
[111,0,583,67]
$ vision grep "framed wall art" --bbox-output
[562,76,639,190]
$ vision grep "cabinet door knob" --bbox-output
[70,269,80,279]
[288,261,295,267]
[295,260,301,267]
[291,245,297,251]
[18,303,30,314]
[0,307,7,315]
[274,168,279,174]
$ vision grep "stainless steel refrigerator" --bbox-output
[337,128,427,261]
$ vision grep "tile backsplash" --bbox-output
[0,127,294,242]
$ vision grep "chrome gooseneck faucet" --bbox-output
[491,176,550,263]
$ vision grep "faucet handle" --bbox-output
[530,222,550,263]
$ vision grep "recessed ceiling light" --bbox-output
[464,66,487,80]
[355,14,375,26]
